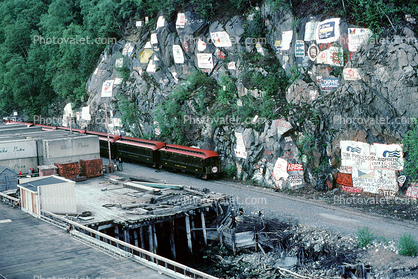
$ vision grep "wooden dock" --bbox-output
[0,204,172,279]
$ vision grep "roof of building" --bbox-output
[18,175,74,192]
[0,165,17,175]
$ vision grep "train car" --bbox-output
[85,130,120,159]
[116,136,165,167]
[158,144,220,179]
[56,126,86,134]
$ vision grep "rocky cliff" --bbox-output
[73,3,418,193]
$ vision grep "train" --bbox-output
[2,120,221,179]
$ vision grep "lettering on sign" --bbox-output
[287,175,304,189]
[320,78,340,91]
[370,143,404,170]
[352,168,397,194]
[287,164,303,171]
[342,185,362,193]
[338,166,352,174]
[336,172,353,187]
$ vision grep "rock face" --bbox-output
[73,3,418,189]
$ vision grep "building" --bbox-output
[0,165,18,192]
[18,175,77,217]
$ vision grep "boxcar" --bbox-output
[158,144,220,179]
[116,137,165,166]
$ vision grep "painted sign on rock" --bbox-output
[340,141,371,170]
[370,143,404,170]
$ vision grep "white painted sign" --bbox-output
[144,41,152,49]
[136,21,143,27]
[343,68,361,80]
[146,58,156,73]
[352,168,398,194]
[316,18,340,44]
[156,16,165,28]
[112,118,121,127]
[316,46,343,66]
[196,53,213,69]
[176,13,185,28]
[370,143,404,170]
[197,39,206,51]
[81,106,91,121]
[304,21,318,41]
[101,80,114,97]
[273,158,288,188]
[210,31,232,47]
[234,132,247,159]
[281,30,293,50]
[115,58,123,68]
[151,33,158,45]
[340,141,371,170]
[348,28,372,52]
[154,121,161,136]
[114,77,123,85]
[228,61,236,70]
[173,45,184,64]
[122,42,134,56]
[64,103,73,117]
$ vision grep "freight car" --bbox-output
[3,120,221,179]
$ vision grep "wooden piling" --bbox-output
[185,215,193,254]
[139,226,145,249]
[133,230,139,247]
[201,210,207,246]
[148,225,153,253]
[124,229,130,252]
[152,224,158,254]
[170,220,176,260]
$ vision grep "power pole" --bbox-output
[104,103,112,169]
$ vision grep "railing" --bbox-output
[0,192,20,208]
[41,210,219,279]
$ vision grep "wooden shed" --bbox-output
[18,175,77,217]
[0,165,18,192]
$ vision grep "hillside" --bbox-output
[1,0,418,194]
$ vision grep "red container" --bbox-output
[54,161,79,179]
[38,165,58,177]
[80,158,103,178]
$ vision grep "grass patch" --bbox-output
[398,233,418,256]
[356,226,376,248]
